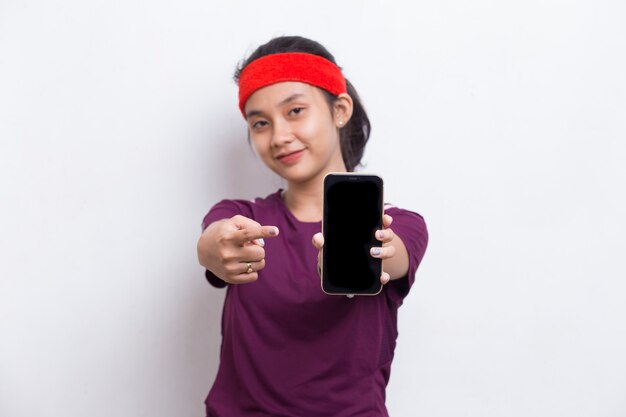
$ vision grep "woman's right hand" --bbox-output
[197,215,279,284]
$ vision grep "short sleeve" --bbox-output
[200,199,254,288]
[383,206,429,306]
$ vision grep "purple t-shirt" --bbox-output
[201,190,428,417]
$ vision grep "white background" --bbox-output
[1,1,625,416]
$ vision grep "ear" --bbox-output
[332,93,354,128]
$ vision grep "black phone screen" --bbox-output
[322,174,383,295]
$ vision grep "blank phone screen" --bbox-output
[322,175,382,294]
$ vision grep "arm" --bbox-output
[377,213,410,281]
[312,208,428,288]
[311,212,407,285]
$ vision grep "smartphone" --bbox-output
[321,173,384,296]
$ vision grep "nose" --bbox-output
[271,119,295,147]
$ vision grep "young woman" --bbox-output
[197,36,428,417]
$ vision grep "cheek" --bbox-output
[316,123,341,154]
[299,113,337,148]
[250,137,282,169]
[302,115,324,135]
[249,134,268,154]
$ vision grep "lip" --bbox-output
[276,149,305,165]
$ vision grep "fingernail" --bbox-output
[372,247,381,256]
[256,238,265,247]
[377,230,385,239]
[269,227,278,236]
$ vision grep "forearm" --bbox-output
[383,234,409,280]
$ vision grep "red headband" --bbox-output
[238,52,347,117]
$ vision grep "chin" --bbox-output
[272,165,318,184]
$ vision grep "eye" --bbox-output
[251,120,268,129]
[289,107,304,116]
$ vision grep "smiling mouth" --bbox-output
[277,149,305,160]
[276,149,305,164]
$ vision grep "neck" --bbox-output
[283,156,348,222]
[282,185,323,222]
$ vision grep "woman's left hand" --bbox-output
[311,213,396,285]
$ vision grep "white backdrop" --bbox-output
[1,1,625,416]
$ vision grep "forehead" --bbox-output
[244,81,325,114]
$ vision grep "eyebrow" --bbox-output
[245,93,306,119]
[278,93,305,107]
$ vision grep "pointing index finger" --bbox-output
[235,225,279,245]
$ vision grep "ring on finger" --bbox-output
[246,262,253,274]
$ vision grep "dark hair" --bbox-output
[233,36,371,172]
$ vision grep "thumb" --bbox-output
[311,232,324,250]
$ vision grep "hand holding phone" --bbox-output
[320,173,384,296]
